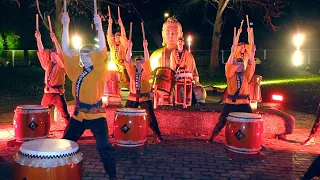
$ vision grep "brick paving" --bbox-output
[0,100,320,179]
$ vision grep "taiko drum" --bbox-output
[113,108,147,147]
[225,112,263,154]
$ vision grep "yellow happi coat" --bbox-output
[63,48,109,121]
[37,49,66,94]
[125,60,152,102]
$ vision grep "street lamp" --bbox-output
[72,35,82,50]
[164,13,169,18]
[293,33,304,50]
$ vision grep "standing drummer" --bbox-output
[107,8,130,88]
[124,39,163,142]
[170,37,200,105]
[207,25,256,143]
[35,30,70,124]
[61,12,116,179]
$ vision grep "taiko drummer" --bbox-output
[207,21,256,143]
[61,12,117,179]
[124,38,164,142]
[35,27,70,124]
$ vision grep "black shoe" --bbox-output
[206,139,213,143]
[156,136,163,142]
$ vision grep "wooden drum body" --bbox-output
[225,112,263,154]
[13,105,51,142]
[13,139,83,180]
[113,108,147,147]
[104,70,121,96]
[154,67,175,95]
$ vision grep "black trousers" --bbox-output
[210,103,253,139]
[41,93,70,122]
[303,156,320,179]
[63,117,116,179]
[308,104,320,138]
[125,100,162,137]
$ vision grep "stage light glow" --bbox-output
[272,95,283,101]
[108,60,118,71]
[292,50,303,66]
[72,35,82,49]
[293,33,304,49]
[164,13,169,18]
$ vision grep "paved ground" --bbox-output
[0,93,320,180]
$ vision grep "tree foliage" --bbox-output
[0,33,4,54]
[177,0,288,69]
[4,32,20,50]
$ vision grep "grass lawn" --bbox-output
[0,65,319,114]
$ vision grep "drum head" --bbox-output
[116,108,146,113]
[17,105,49,110]
[19,139,79,157]
[227,112,262,122]
[175,73,193,79]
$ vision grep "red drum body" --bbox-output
[104,70,121,95]
[113,108,147,147]
[13,139,83,180]
[13,105,50,142]
[103,71,122,106]
[225,112,263,154]
[154,67,175,95]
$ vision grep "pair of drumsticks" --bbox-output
[233,15,254,46]
[107,6,146,41]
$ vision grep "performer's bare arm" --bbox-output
[94,14,106,51]
[225,45,239,79]
[50,33,61,54]
[124,40,134,77]
[50,33,64,68]
[61,13,72,57]
[107,16,113,36]
[143,40,150,62]
[35,31,44,53]
[106,16,115,48]
[118,18,128,47]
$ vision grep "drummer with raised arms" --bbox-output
[60,9,117,179]
[124,24,163,142]
[107,6,130,88]
[207,18,256,143]
[34,18,70,124]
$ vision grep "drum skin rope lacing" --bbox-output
[18,149,80,159]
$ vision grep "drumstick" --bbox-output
[48,16,53,32]
[251,28,255,45]
[94,0,97,15]
[129,22,133,41]
[108,6,111,17]
[233,27,236,44]
[36,14,39,31]
[118,6,120,19]
[246,15,250,28]
[141,22,145,40]
[239,20,244,30]
[64,0,67,13]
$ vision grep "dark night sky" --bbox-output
[0,0,320,51]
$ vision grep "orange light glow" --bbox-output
[272,95,283,101]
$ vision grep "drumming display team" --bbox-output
[31,6,259,179]
[26,5,319,180]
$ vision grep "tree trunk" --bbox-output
[210,1,224,69]
[54,0,64,42]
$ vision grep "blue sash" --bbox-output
[74,66,103,116]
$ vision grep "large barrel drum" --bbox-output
[113,108,147,147]
[225,112,263,154]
